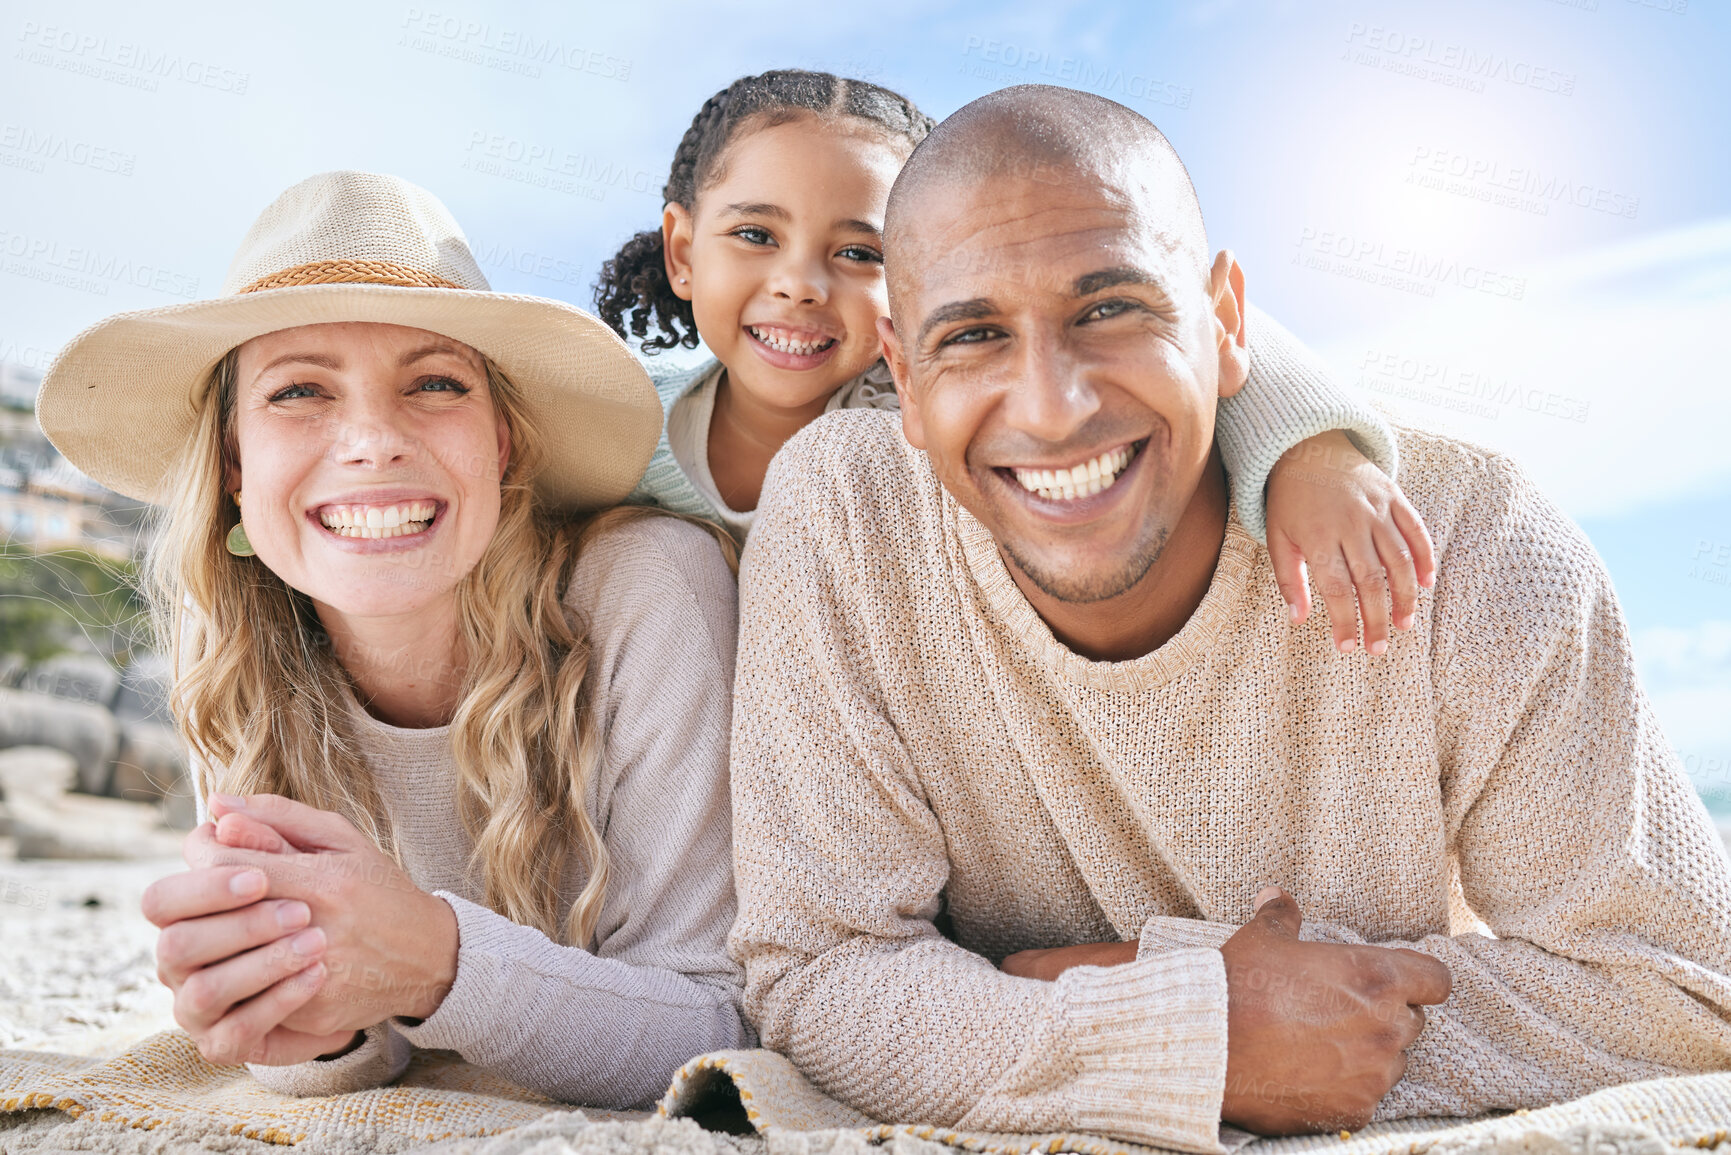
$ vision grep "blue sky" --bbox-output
[3,0,1728,809]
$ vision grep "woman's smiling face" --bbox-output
[664,114,907,412]
[228,321,509,621]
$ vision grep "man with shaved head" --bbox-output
[727,86,1731,1148]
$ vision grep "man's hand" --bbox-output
[1220,887,1451,1136]
[1000,940,1137,980]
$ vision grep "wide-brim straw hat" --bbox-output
[36,170,661,510]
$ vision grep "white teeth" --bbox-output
[316,501,436,539]
[1010,446,1136,503]
[749,326,835,356]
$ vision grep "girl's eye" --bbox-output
[729,226,774,246]
[268,383,318,402]
[838,244,883,265]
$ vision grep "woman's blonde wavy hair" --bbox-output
[145,347,732,948]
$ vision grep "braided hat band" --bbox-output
[35,171,662,511]
[236,259,461,295]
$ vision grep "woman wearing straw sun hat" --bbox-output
[36,171,749,1105]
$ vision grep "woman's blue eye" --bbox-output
[417,376,470,394]
[269,383,317,402]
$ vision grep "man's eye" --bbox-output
[268,383,318,402]
[729,226,774,246]
[838,245,883,265]
[944,326,1000,346]
[1081,299,1136,322]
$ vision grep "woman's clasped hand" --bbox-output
[143,793,458,1067]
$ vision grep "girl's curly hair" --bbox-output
[594,69,934,353]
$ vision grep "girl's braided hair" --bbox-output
[594,69,934,353]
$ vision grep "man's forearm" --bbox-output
[999,940,1138,981]
[743,930,1232,1152]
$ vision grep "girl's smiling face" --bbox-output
[663,114,907,413]
[229,321,509,623]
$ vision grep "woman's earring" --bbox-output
[226,491,255,557]
[226,521,255,557]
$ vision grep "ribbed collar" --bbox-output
[950,495,1259,694]
[343,693,454,773]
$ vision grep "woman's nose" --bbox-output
[333,407,415,468]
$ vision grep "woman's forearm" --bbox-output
[394,894,747,1107]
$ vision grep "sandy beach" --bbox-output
[3,827,1729,1154]
[0,843,179,1057]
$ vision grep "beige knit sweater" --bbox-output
[228,516,748,1106]
[728,412,1731,1154]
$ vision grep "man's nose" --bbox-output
[999,331,1100,444]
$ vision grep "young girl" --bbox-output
[596,70,1433,653]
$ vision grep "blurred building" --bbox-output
[0,362,40,411]
[1,368,149,562]
[1,359,187,818]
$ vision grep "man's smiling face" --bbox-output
[882,149,1248,606]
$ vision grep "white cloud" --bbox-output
[1319,218,1731,522]
[1633,621,1731,814]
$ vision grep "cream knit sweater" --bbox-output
[728,412,1731,1154]
[232,516,748,1106]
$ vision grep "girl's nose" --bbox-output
[767,251,829,306]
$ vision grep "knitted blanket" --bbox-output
[2,1033,1728,1154]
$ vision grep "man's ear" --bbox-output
[878,315,925,450]
[663,203,695,301]
[1209,250,1249,400]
